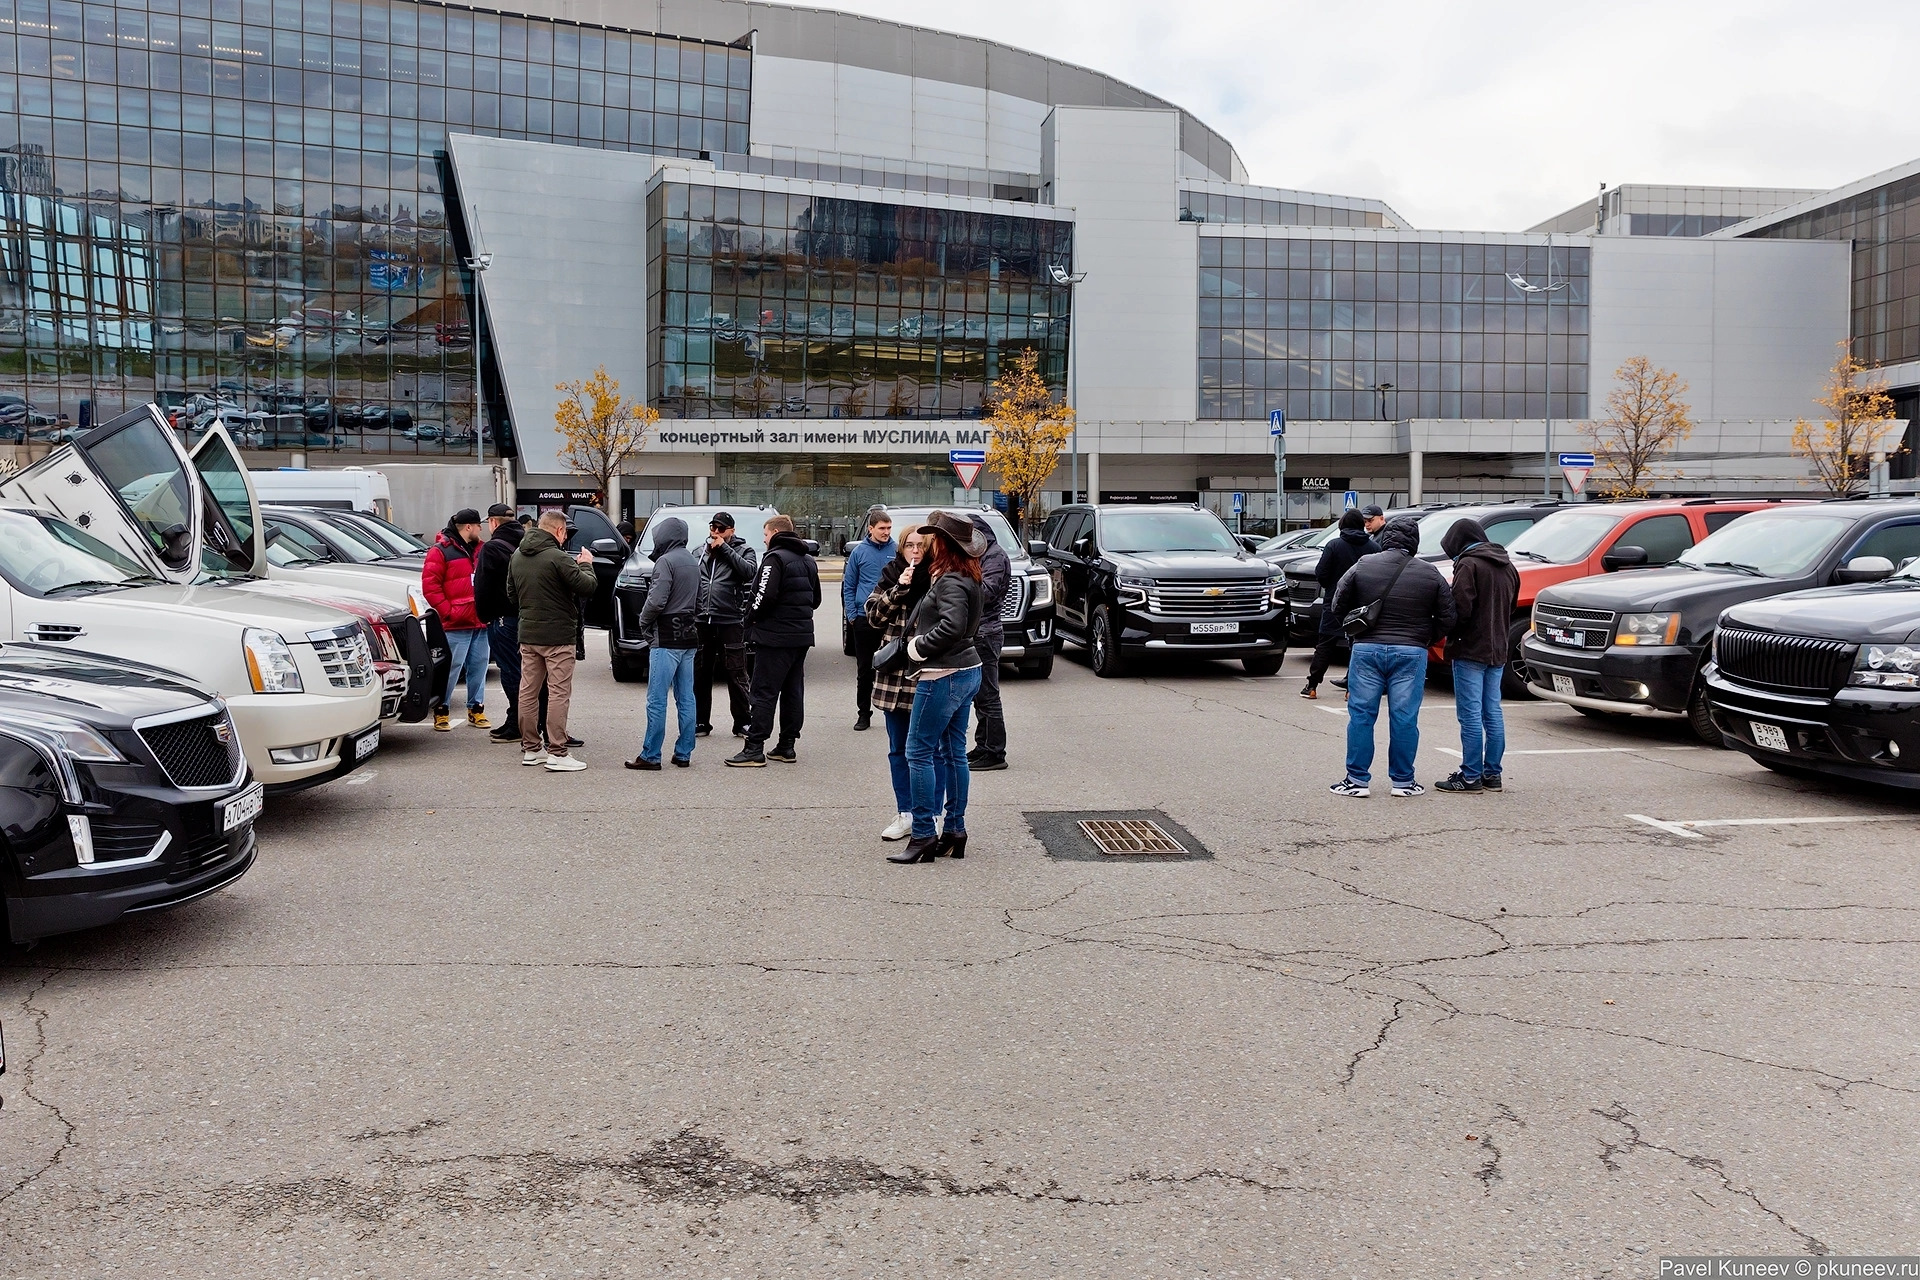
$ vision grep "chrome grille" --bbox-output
[1285,572,1320,606]
[1714,626,1857,696]
[1531,604,1616,651]
[309,628,376,690]
[89,818,165,861]
[1146,578,1270,617]
[139,711,243,788]
[1000,574,1026,623]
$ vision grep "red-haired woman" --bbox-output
[887,511,988,864]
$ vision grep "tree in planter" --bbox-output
[984,348,1073,535]
[554,365,657,507]
[1792,341,1900,496]
[1584,356,1694,497]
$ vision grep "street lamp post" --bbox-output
[463,252,493,466]
[1049,263,1087,503]
[1373,381,1395,422]
[1506,233,1570,500]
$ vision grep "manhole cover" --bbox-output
[1023,810,1213,862]
[1078,818,1187,855]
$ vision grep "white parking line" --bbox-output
[1439,746,1701,757]
[1627,812,1918,840]
[342,770,379,786]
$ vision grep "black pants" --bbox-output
[1308,633,1346,688]
[746,644,807,748]
[972,633,1005,757]
[851,617,881,715]
[695,619,750,731]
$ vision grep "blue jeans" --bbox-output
[443,627,489,712]
[907,667,982,840]
[642,646,698,762]
[884,709,914,814]
[1345,643,1428,787]
[1452,658,1506,782]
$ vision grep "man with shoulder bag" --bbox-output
[1325,514,1456,799]
[626,517,702,771]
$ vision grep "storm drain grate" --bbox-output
[1078,818,1188,856]
[1024,810,1213,863]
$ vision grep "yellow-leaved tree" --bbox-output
[984,348,1073,534]
[1584,356,1694,498]
[554,365,657,504]
[1792,342,1899,496]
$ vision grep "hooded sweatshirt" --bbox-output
[636,516,700,649]
[1441,516,1522,666]
[1327,514,1457,649]
[474,520,523,624]
[1313,514,1379,635]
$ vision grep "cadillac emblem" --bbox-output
[214,721,233,744]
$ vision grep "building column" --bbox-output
[1408,450,1423,506]
[1086,452,1101,504]
[695,474,709,503]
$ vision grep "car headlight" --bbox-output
[1267,574,1287,606]
[1116,575,1151,607]
[1851,643,1920,688]
[7,709,126,762]
[243,627,304,693]
[1027,571,1052,607]
[616,565,651,589]
[406,584,429,618]
[1615,612,1681,646]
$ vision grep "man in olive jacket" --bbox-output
[506,509,599,770]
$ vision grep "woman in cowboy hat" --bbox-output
[887,511,988,865]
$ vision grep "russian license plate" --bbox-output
[1190,621,1240,635]
[1544,626,1585,647]
[1750,721,1790,753]
[353,725,381,761]
[1552,674,1576,697]
[221,781,265,833]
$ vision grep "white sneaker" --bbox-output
[521,749,550,766]
[881,811,913,841]
[544,755,587,772]
[1391,782,1426,798]
[1328,779,1370,798]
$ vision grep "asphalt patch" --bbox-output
[1023,809,1215,862]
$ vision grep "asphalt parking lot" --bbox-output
[4,613,1919,1277]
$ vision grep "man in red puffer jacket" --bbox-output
[422,507,490,732]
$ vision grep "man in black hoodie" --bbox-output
[1326,514,1456,799]
[727,516,821,767]
[474,503,526,744]
[1435,516,1522,794]
[1301,508,1377,699]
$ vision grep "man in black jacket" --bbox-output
[1435,516,1521,794]
[1326,515,1456,799]
[727,515,821,767]
[1301,508,1377,700]
[967,513,1012,771]
[694,511,758,737]
[474,503,526,744]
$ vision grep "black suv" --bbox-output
[1523,499,1920,743]
[1037,503,1287,677]
[1,643,261,943]
[1704,557,1920,789]
[882,506,1056,679]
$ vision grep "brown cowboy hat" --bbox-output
[924,509,991,558]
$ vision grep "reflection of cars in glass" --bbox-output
[1705,555,1920,790]
[880,505,1056,679]
[0,644,261,944]
[611,505,773,683]
[1526,501,1920,743]
[1038,504,1288,678]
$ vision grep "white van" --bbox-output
[248,467,392,519]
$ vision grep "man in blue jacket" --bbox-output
[841,506,896,731]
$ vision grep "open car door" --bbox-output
[186,422,269,578]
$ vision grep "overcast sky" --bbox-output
[792,0,1920,231]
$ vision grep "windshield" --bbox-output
[1099,509,1240,555]
[306,514,396,562]
[326,510,429,555]
[0,511,154,594]
[263,519,336,566]
[884,508,1022,555]
[640,507,772,558]
[1256,526,1337,555]
[1507,511,1624,565]
[1676,513,1856,577]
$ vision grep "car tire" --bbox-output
[1502,620,1535,700]
[609,636,646,684]
[1020,649,1055,680]
[1686,677,1725,747]
[1090,607,1126,678]
[1241,653,1284,676]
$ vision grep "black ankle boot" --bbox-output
[939,832,967,859]
[887,834,940,864]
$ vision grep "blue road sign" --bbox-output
[1558,452,1595,468]
[1269,409,1286,436]
[949,449,986,464]
[1231,491,1244,513]
[1343,490,1359,510]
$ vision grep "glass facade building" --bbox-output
[1197,234,1590,422]
[0,0,748,453]
[1180,188,1388,229]
[647,179,1073,419]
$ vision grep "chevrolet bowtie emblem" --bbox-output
[1204,587,1224,596]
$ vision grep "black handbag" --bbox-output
[1341,552,1415,640]
[873,626,913,674]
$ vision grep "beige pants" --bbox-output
[519,644,576,754]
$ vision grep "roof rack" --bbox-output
[1820,491,1919,502]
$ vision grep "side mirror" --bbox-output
[1601,545,1649,572]
[1028,539,1049,559]
[1071,536,1092,559]
[1237,535,1261,553]
[590,537,621,555]
[1836,555,1896,584]
[803,539,821,555]
[1898,556,1918,573]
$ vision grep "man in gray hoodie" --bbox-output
[626,517,702,770]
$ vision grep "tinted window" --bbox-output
[1615,514,1694,565]
[1053,512,1092,552]
[1703,510,1749,533]
[1679,513,1855,577]
[568,506,623,552]
[1849,522,1920,568]
[1041,513,1064,547]
[1482,518,1534,545]
[327,511,430,555]
[263,519,336,567]
[80,417,196,570]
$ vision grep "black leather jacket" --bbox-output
[905,572,984,673]
[696,534,758,624]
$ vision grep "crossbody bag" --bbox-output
[1340,552,1415,641]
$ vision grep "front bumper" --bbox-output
[999,608,1056,661]
[1521,635,1698,715]
[1704,664,1920,789]
[227,687,384,790]
[1116,606,1289,656]
[612,584,653,657]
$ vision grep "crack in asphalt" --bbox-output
[1338,997,1406,1088]
[0,970,77,1224]
[1592,1103,1830,1255]
[1471,1103,1525,1194]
